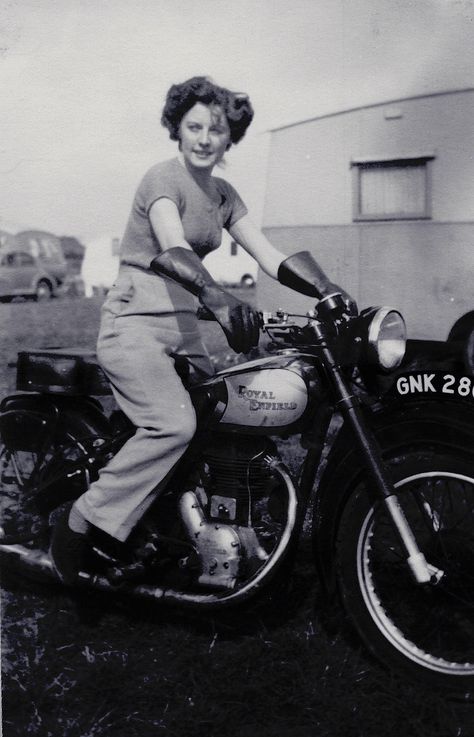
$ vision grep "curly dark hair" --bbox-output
[161,76,254,146]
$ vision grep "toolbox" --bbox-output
[16,348,112,395]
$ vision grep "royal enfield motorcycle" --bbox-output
[1,293,473,692]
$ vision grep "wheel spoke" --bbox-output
[0,430,93,544]
[360,471,474,675]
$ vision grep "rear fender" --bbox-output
[0,393,112,441]
[0,393,113,513]
[312,397,474,596]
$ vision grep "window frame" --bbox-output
[1,252,35,267]
[351,154,435,222]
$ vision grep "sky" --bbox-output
[1,0,474,242]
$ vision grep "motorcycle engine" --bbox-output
[179,435,286,590]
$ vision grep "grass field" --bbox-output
[1,296,472,737]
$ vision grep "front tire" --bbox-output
[335,448,474,691]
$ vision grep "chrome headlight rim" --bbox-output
[367,307,407,370]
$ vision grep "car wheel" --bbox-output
[35,280,52,301]
[240,274,255,288]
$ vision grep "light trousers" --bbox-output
[75,266,213,541]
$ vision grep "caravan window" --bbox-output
[352,155,434,221]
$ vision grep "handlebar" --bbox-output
[196,298,364,355]
[196,305,293,329]
[197,293,352,329]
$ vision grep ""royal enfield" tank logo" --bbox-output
[238,384,298,411]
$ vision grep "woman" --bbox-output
[50,76,352,584]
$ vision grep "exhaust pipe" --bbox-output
[0,461,297,607]
[0,543,55,576]
[0,542,222,605]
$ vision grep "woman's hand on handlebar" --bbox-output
[150,247,260,354]
[324,283,358,316]
[277,251,357,315]
[199,284,260,354]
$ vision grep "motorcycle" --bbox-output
[1,292,473,692]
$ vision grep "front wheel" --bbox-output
[335,449,474,691]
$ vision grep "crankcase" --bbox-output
[179,490,241,590]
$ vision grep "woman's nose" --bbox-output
[197,129,210,146]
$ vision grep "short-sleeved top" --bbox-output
[120,157,248,270]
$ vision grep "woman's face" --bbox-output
[178,102,231,171]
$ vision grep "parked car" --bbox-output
[0,230,67,301]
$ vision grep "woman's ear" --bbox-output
[225,141,232,151]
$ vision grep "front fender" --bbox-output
[312,396,474,596]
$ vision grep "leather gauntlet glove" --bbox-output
[150,247,260,354]
[278,250,357,315]
[199,284,260,354]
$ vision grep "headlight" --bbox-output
[367,308,406,370]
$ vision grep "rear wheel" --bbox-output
[335,449,474,691]
[0,410,93,544]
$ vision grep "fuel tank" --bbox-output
[193,352,317,434]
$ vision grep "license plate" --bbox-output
[393,371,474,400]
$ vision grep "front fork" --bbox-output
[314,318,444,585]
